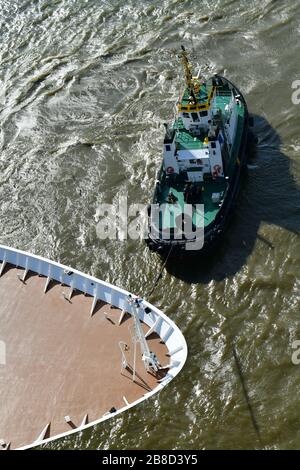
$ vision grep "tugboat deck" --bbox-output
[0,265,169,450]
[156,180,227,229]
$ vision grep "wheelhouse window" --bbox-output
[191,112,199,122]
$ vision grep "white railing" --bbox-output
[0,243,188,449]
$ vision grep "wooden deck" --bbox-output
[0,265,168,449]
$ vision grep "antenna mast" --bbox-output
[128,297,160,380]
[180,45,197,103]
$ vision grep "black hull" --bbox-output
[146,75,249,258]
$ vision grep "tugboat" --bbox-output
[146,46,249,255]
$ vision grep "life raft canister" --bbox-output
[166,166,175,174]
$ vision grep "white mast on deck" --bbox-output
[129,296,160,380]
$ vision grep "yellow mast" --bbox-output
[180,45,193,90]
[180,45,197,103]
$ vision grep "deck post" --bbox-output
[167,345,183,357]
[118,309,126,325]
[68,286,74,300]
[18,268,28,283]
[44,276,51,293]
[23,269,29,282]
[44,264,52,293]
[123,396,130,406]
[35,423,50,443]
[24,257,30,281]
[0,261,6,277]
[90,284,100,316]
[0,440,11,451]
[80,414,88,427]
[145,316,161,339]
[160,360,180,371]
[90,296,98,316]
[161,325,173,344]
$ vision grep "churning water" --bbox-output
[1,0,300,449]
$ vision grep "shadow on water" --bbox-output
[164,114,300,283]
